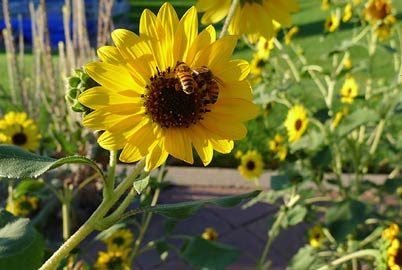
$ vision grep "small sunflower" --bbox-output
[268,134,287,161]
[104,229,134,251]
[363,0,392,24]
[342,3,353,23]
[340,76,359,104]
[284,105,309,143]
[343,56,352,70]
[308,226,326,248]
[94,249,130,270]
[202,227,218,241]
[284,26,299,45]
[382,224,402,270]
[196,0,299,43]
[6,195,40,217]
[321,0,330,10]
[238,150,264,180]
[325,12,340,33]
[375,15,396,42]
[256,36,274,60]
[0,112,41,151]
[79,3,259,171]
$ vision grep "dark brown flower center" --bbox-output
[246,160,256,171]
[12,132,27,145]
[295,119,302,131]
[106,255,124,269]
[113,237,125,247]
[143,65,213,129]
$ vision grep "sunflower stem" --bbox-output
[38,158,145,270]
[316,249,379,270]
[104,150,117,199]
[219,0,239,39]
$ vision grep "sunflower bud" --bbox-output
[65,68,98,116]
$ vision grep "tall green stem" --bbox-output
[316,249,379,270]
[39,159,145,270]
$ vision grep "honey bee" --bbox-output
[193,66,223,104]
[174,61,195,94]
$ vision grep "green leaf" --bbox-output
[337,108,379,137]
[0,145,104,181]
[325,199,369,242]
[13,179,45,199]
[180,236,240,269]
[382,178,402,194]
[147,190,261,219]
[270,175,290,190]
[287,205,308,226]
[0,209,44,270]
[289,245,325,270]
[133,175,150,195]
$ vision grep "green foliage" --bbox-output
[180,236,241,269]
[0,210,44,270]
[0,145,104,180]
[146,190,261,219]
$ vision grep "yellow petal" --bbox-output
[97,46,125,64]
[218,80,253,100]
[85,62,142,93]
[197,0,231,24]
[210,138,233,153]
[264,0,293,27]
[97,131,127,150]
[188,125,213,166]
[164,128,194,164]
[187,25,216,65]
[119,142,144,163]
[212,99,260,121]
[146,142,169,171]
[213,59,250,81]
[201,115,247,140]
[157,2,178,67]
[82,108,142,131]
[78,86,142,109]
[174,6,198,62]
[140,9,167,70]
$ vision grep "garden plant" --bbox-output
[1,0,402,270]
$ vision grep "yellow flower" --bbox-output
[308,226,326,248]
[284,105,309,143]
[256,36,274,60]
[342,3,353,23]
[340,76,359,104]
[382,224,400,241]
[375,15,396,41]
[0,112,41,151]
[269,134,287,161]
[6,195,39,217]
[238,150,264,180]
[284,26,299,44]
[343,57,352,69]
[196,0,299,43]
[363,0,392,24]
[202,227,218,240]
[321,0,330,10]
[79,3,259,171]
[104,229,134,251]
[325,12,340,33]
[94,249,130,270]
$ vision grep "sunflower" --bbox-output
[308,226,326,248]
[363,0,392,24]
[94,249,130,270]
[375,15,396,42]
[79,3,259,171]
[382,224,402,270]
[256,36,274,60]
[321,0,330,10]
[104,229,134,251]
[324,12,340,33]
[6,195,40,217]
[238,150,264,180]
[340,76,358,104]
[196,0,299,43]
[342,3,353,23]
[284,105,309,143]
[268,134,287,161]
[202,227,218,241]
[0,112,41,151]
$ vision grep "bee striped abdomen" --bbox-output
[174,62,194,94]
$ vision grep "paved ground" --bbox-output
[127,166,310,270]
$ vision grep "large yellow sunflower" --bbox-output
[237,150,264,180]
[196,0,299,43]
[79,3,259,171]
[0,112,41,151]
[284,105,309,143]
